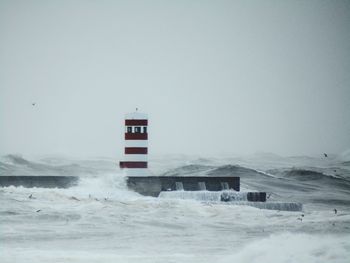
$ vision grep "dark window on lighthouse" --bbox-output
[143,127,147,133]
[134,126,141,133]
[127,127,132,133]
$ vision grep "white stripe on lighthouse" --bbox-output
[123,154,148,162]
[125,140,148,148]
[125,168,150,176]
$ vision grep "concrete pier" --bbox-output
[127,176,240,197]
[160,190,267,202]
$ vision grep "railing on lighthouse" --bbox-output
[119,111,148,176]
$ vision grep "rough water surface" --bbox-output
[1,153,350,263]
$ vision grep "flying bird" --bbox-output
[324,153,328,158]
[32,103,36,106]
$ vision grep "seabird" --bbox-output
[36,209,41,213]
[32,103,36,106]
[324,153,328,158]
[334,208,337,214]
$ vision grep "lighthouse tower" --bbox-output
[119,111,148,176]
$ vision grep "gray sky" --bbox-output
[1,0,349,158]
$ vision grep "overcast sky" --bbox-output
[0,0,349,158]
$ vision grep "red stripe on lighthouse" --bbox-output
[120,161,148,168]
[125,120,148,126]
[125,133,148,140]
[125,147,148,154]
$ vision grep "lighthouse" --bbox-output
[119,111,149,176]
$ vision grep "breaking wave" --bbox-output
[160,164,215,177]
[273,168,344,180]
[220,233,350,263]
[0,154,115,176]
[3,154,31,165]
[267,168,350,191]
[161,164,269,178]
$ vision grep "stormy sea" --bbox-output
[1,152,350,263]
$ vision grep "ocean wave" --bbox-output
[161,164,269,178]
[0,154,102,176]
[281,169,333,180]
[160,164,214,177]
[337,149,350,163]
[220,233,350,263]
[2,154,31,165]
[207,165,269,178]
[342,161,350,166]
[265,168,350,195]
[268,168,350,183]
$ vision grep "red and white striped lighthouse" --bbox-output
[119,111,148,175]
